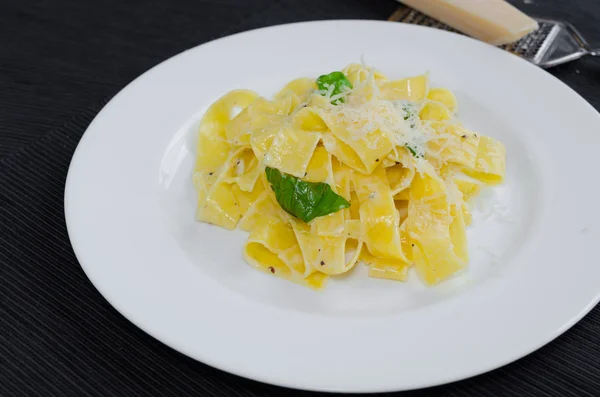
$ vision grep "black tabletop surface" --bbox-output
[1,0,599,396]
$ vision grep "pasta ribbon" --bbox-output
[194,64,506,288]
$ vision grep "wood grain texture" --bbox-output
[1,0,599,396]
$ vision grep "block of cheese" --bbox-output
[399,0,539,45]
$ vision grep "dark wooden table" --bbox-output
[1,0,599,396]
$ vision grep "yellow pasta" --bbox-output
[193,63,506,289]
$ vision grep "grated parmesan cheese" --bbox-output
[315,65,438,162]
[476,245,501,265]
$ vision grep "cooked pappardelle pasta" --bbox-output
[193,63,506,289]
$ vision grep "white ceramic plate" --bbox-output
[65,20,600,392]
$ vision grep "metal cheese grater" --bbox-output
[388,6,599,68]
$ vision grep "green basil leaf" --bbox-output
[316,71,353,105]
[401,104,414,121]
[265,167,350,223]
[406,144,423,158]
